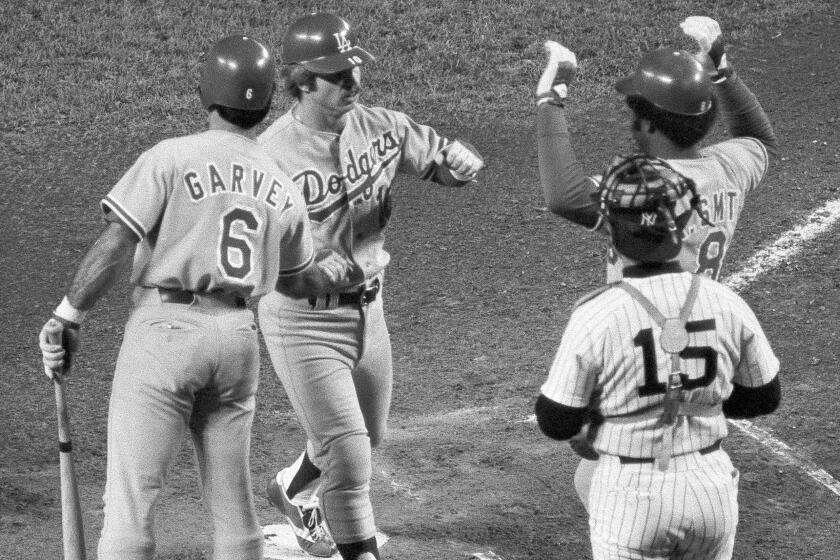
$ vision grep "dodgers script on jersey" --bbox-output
[258,103,450,288]
[101,130,314,298]
[541,271,779,458]
[602,137,769,282]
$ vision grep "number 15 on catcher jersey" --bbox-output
[541,272,779,458]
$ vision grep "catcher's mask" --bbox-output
[595,155,712,263]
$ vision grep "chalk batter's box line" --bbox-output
[729,419,840,498]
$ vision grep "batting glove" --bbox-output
[680,16,730,80]
[536,41,577,106]
[434,140,484,181]
[39,318,80,380]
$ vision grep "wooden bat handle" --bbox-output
[46,320,87,560]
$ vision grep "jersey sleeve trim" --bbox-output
[277,248,315,277]
[101,195,146,240]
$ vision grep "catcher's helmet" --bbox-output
[596,155,710,263]
[282,12,375,73]
[199,35,275,111]
[615,48,713,116]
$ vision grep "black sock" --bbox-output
[336,537,379,560]
[286,450,322,499]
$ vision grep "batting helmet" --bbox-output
[615,49,713,116]
[282,12,375,73]
[199,35,275,111]
[596,155,710,263]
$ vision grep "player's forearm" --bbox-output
[65,222,137,310]
[722,376,781,418]
[715,69,779,158]
[536,104,599,228]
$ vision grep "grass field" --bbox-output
[2,1,839,559]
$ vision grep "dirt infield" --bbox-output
[2,10,838,560]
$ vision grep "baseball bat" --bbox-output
[46,319,87,560]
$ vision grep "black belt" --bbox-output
[618,440,721,464]
[158,288,246,309]
[308,278,380,308]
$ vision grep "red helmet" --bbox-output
[199,35,275,111]
[282,12,375,73]
[615,49,713,116]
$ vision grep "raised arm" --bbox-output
[535,42,600,229]
[681,16,779,157]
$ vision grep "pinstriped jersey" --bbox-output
[601,137,769,282]
[258,103,450,290]
[540,270,779,458]
[101,129,315,299]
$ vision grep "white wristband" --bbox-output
[55,296,87,325]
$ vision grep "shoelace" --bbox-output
[300,504,329,540]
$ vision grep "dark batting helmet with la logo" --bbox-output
[282,12,375,73]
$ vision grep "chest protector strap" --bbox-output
[611,275,719,470]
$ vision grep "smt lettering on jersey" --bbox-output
[697,189,740,225]
[293,130,402,222]
[183,163,291,210]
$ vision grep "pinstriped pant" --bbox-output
[588,450,739,560]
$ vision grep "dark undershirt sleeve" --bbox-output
[534,394,589,441]
[722,376,781,418]
[536,104,600,228]
[715,69,779,158]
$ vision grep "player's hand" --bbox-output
[536,41,577,103]
[680,16,726,69]
[39,319,80,380]
[435,140,484,181]
[316,250,353,285]
[568,425,599,460]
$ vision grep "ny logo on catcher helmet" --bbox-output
[640,212,658,227]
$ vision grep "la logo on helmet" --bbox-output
[333,32,352,53]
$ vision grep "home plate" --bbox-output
[263,524,390,559]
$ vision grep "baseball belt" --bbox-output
[617,439,722,464]
[133,286,246,309]
[308,277,381,309]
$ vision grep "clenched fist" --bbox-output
[435,140,484,181]
[536,41,578,105]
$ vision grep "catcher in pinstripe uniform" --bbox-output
[535,155,781,559]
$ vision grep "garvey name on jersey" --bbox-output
[184,162,293,211]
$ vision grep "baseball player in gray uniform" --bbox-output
[38,35,348,560]
[256,12,484,560]
[535,16,778,509]
[536,155,781,559]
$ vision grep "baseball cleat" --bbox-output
[267,472,338,558]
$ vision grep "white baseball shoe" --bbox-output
[267,470,338,558]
